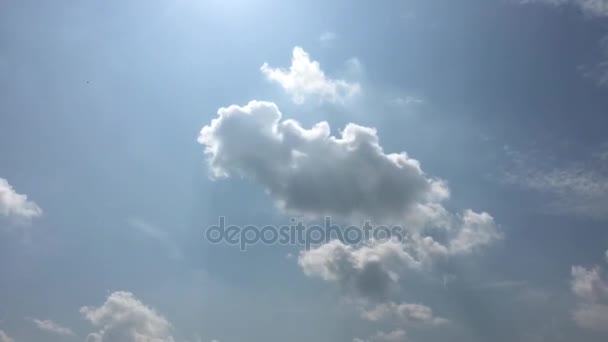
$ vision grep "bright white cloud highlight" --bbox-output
[0,178,41,220]
[81,291,175,342]
[261,47,360,104]
[30,318,75,337]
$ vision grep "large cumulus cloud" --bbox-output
[198,100,449,222]
[199,101,501,304]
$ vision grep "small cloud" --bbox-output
[478,280,528,290]
[354,329,408,342]
[390,96,423,107]
[261,47,360,104]
[319,31,337,46]
[29,318,75,337]
[361,302,448,325]
[0,177,42,222]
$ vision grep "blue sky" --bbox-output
[1,0,608,341]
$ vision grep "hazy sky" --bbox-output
[2,1,608,341]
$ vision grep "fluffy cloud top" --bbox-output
[571,257,608,331]
[261,47,360,104]
[0,178,41,220]
[81,291,175,342]
[30,318,75,336]
[199,100,448,222]
[0,331,13,342]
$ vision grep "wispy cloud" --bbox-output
[522,1,608,85]
[477,280,528,290]
[389,96,424,107]
[523,0,608,17]
[319,31,337,46]
[503,144,608,220]
[127,217,183,260]
[29,318,75,337]
[580,35,608,85]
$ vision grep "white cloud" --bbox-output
[29,318,75,337]
[320,31,337,46]
[570,255,608,331]
[448,210,502,255]
[261,47,360,104]
[199,100,500,334]
[573,302,608,331]
[477,280,528,290]
[372,330,407,342]
[200,100,501,302]
[199,100,448,222]
[389,96,423,107]
[524,0,608,17]
[572,266,608,302]
[361,302,448,325]
[0,331,13,342]
[0,178,42,220]
[81,291,175,342]
[298,240,419,300]
[354,329,408,342]
[297,212,500,301]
